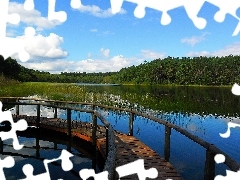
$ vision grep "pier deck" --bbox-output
[13,114,182,180]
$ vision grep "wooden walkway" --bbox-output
[13,115,182,180]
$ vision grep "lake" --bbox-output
[0,130,99,180]
[2,83,240,179]
[74,84,240,180]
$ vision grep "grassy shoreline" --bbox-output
[0,82,238,116]
[120,83,232,88]
[0,81,232,100]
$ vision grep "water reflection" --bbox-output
[72,107,238,180]
[0,128,98,180]
[79,85,240,116]
[4,87,240,180]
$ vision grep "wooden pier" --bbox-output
[13,114,182,180]
[3,97,239,180]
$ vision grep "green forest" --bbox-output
[1,54,240,86]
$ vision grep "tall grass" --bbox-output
[0,82,86,101]
[0,82,238,116]
[0,74,19,86]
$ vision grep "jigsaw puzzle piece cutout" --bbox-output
[0,36,30,62]
[54,149,74,171]
[24,0,67,22]
[206,0,240,22]
[79,169,108,180]
[116,159,158,180]
[0,101,28,150]
[21,164,50,180]
[182,0,207,29]
[130,0,184,25]
[206,0,240,35]
[70,0,82,9]
[20,150,74,180]
[24,0,34,11]
[48,0,67,22]
[110,0,240,35]
[110,0,205,27]
[0,0,20,38]
[215,170,240,180]
[0,156,15,180]
[219,122,240,138]
[231,83,240,96]
[214,154,240,179]
[110,0,124,14]
[115,0,184,25]
[0,0,30,62]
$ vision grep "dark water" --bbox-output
[79,85,240,116]
[0,133,96,180]
[74,85,240,180]
[4,84,240,180]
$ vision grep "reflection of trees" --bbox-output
[82,85,239,116]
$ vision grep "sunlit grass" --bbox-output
[0,82,237,116]
[0,82,85,101]
[0,74,19,86]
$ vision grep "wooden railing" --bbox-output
[1,97,240,180]
[1,97,116,179]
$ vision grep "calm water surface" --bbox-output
[5,84,240,180]
[1,136,95,180]
[75,85,240,180]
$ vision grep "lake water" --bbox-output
[0,128,98,180]
[3,84,240,180]
[74,84,240,180]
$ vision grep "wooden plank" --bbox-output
[12,115,182,180]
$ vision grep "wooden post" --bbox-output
[67,108,72,152]
[204,149,215,180]
[15,99,19,115]
[92,113,97,171]
[36,130,40,158]
[106,127,109,157]
[128,112,134,136]
[92,113,97,147]
[67,109,71,136]
[36,104,40,128]
[0,138,3,153]
[54,142,57,150]
[164,126,171,161]
[54,107,57,118]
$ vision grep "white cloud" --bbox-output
[141,50,165,60]
[186,51,210,57]
[20,60,74,72]
[87,52,92,58]
[75,4,126,18]
[186,42,240,57]
[6,29,16,37]
[181,33,209,46]
[212,42,240,56]
[19,48,166,73]
[20,54,144,73]
[90,29,98,32]
[15,33,68,61]
[100,48,110,58]
[8,2,63,30]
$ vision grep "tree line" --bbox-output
[1,54,240,85]
[112,55,240,85]
[0,55,117,83]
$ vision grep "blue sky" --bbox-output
[5,0,240,73]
